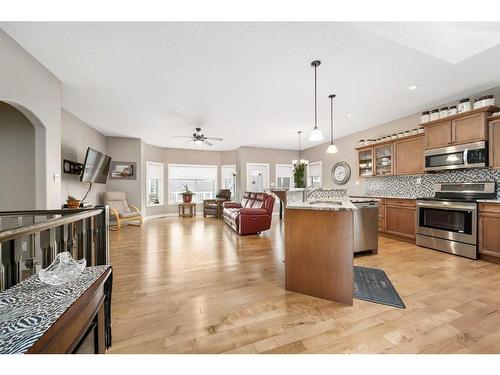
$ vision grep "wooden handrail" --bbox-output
[0,209,103,242]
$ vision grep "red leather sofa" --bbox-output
[223,192,275,235]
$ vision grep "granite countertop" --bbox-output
[0,265,110,354]
[349,197,381,203]
[287,199,357,211]
[350,194,419,200]
[477,199,500,204]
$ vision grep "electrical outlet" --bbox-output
[355,180,360,186]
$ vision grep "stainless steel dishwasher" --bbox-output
[351,200,379,254]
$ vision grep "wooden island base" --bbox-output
[285,208,354,305]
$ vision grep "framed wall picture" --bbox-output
[109,161,137,180]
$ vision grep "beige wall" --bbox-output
[302,84,500,195]
[0,102,36,210]
[0,29,62,209]
[105,137,144,211]
[61,109,107,205]
[236,147,297,198]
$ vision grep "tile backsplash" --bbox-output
[366,169,500,198]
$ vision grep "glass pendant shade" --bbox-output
[326,143,338,154]
[326,93,337,154]
[308,127,324,141]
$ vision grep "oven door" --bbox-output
[416,200,477,245]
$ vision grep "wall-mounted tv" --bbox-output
[80,147,112,184]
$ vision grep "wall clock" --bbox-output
[331,162,351,185]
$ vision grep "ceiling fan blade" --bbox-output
[203,140,213,146]
[172,136,194,139]
[204,137,223,141]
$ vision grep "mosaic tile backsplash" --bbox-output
[365,169,500,198]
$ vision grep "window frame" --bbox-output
[246,163,270,192]
[221,164,237,198]
[275,163,294,190]
[167,163,218,205]
[307,161,323,188]
[146,161,165,207]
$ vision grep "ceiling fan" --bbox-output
[173,127,223,146]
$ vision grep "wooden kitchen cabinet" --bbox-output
[489,117,500,169]
[425,121,452,149]
[424,106,496,150]
[452,112,488,145]
[358,147,374,177]
[378,199,386,232]
[394,135,425,175]
[479,203,500,262]
[384,199,416,240]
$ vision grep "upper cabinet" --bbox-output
[358,148,374,177]
[356,134,424,177]
[394,136,425,175]
[374,144,392,176]
[425,121,452,149]
[489,115,500,169]
[424,106,496,150]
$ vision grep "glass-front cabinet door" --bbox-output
[358,148,373,177]
[375,144,393,176]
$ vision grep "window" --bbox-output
[246,163,270,192]
[275,164,294,189]
[168,164,218,204]
[146,161,164,207]
[221,165,236,199]
[307,161,322,188]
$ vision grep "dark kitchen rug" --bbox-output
[353,266,406,309]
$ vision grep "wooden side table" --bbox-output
[178,202,197,217]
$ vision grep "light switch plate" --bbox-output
[54,173,61,183]
[355,180,360,186]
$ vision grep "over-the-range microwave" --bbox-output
[424,141,487,172]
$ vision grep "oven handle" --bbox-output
[416,201,477,211]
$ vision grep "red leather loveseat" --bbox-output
[223,192,275,235]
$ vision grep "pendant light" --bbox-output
[326,94,338,154]
[292,131,309,166]
[308,60,324,142]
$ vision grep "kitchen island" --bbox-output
[285,199,356,305]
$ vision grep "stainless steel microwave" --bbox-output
[424,141,487,172]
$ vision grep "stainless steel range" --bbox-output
[416,182,496,259]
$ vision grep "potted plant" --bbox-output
[293,164,306,188]
[181,184,194,203]
[66,195,81,209]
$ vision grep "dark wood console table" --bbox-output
[0,265,112,354]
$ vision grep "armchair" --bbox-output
[104,191,143,230]
[203,189,231,218]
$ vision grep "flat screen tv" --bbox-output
[80,147,112,184]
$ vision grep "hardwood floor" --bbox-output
[107,216,500,354]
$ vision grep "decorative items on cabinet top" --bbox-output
[356,131,424,151]
[421,105,498,129]
[421,96,496,124]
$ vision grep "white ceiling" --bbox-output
[2,22,500,151]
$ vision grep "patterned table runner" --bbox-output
[0,265,110,354]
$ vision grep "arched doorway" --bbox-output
[0,101,44,210]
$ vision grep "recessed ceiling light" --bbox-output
[347,114,352,118]
[408,85,418,91]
